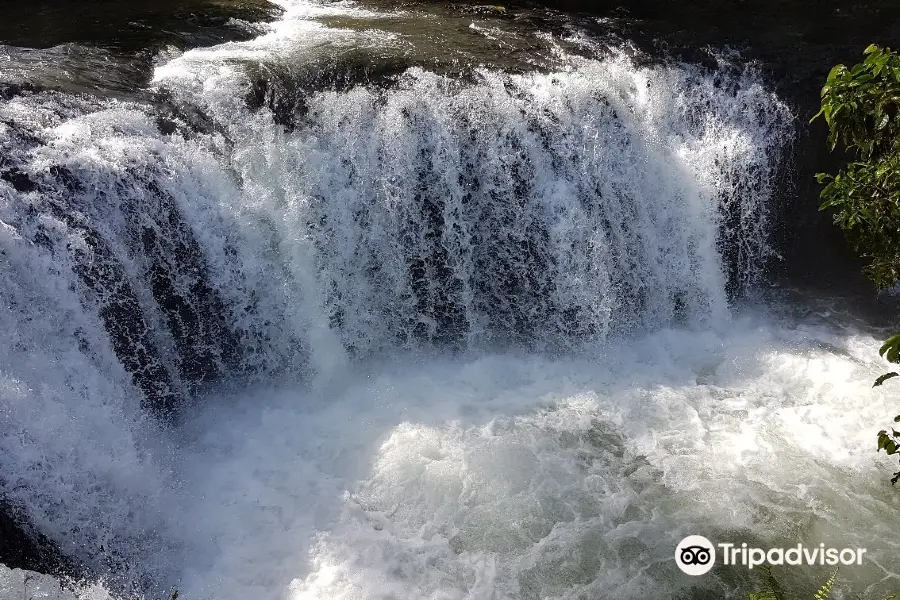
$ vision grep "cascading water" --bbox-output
[1,1,898,599]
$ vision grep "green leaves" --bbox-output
[815,151,900,289]
[876,428,900,484]
[813,45,900,291]
[877,429,900,454]
[874,372,900,387]
[747,566,900,599]
[815,45,900,488]
[748,565,785,600]
[875,334,900,392]
[879,333,900,363]
[812,44,900,163]
[813,569,837,600]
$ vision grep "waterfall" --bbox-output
[7,4,894,600]
[2,48,793,401]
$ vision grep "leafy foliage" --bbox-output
[879,332,900,363]
[813,45,900,485]
[814,45,900,159]
[874,333,900,389]
[748,567,899,600]
[875,332,900,484]
[749,565,785,600]
[813,569,837,600]
[750,591,781,600]
[874,371,900,387]
[814,44,900,289]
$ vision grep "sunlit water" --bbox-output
[172,316,900,600]
[1,1,898,599]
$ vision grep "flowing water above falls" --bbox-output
[0,1,898,598]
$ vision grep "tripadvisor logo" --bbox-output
[675,536,867,576]
[676,536,716,576]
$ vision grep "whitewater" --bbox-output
[0,1,898,598]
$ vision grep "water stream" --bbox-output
[0,1,898,598]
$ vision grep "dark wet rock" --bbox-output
[0,0,282,53]
[0,1,282,98]
[246,52,414,131]
[0,500,83,579]
[38,168,182,417]
[40,161,243,413]
[0,168,37,193]
[124,170,241,386]
[0,82,43,102]
[153,89,233,140]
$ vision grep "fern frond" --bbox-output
[813,569,838,600]
[749,565,786,600]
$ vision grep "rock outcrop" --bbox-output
[0,502,82,580]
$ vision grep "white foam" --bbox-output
[5,4,893,600]
[164,317,900,600]
[0,565,118,600]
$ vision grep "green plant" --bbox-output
[874,333,900,387]
[813,569,837,600]
[748,565,785,600]
[874,334,900,483]
[746,568,900,600]
[813,44,900,289]
[813,44,900,484]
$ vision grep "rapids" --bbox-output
[0,1,897,599]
